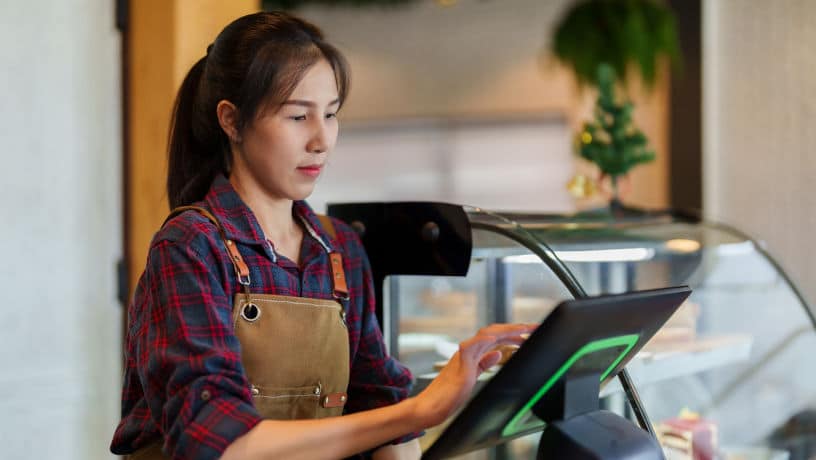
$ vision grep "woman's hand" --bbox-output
[413,323,538,427]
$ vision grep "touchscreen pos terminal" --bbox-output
[422,286,692,460]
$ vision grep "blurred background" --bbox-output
[1,0,815,458]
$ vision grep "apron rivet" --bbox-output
[200,389,211,401]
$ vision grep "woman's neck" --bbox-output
[229,173,303,263]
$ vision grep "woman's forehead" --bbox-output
[287,59,339,104]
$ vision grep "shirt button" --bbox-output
[200,389,211,401]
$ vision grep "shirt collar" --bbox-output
[293,200,337,252]
[202,174,336,251]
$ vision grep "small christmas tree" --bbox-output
[578,63,655,207]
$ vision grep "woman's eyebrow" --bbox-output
[282,98,340,108]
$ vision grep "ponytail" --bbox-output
[166,56,229,209]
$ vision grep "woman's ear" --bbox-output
[216,100,242,144]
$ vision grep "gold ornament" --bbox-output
[567,174,598,198]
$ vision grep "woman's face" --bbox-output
[231,59,340,202]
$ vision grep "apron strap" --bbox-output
[328,253,349,300]
[302,215,349,301]
[316,214,337,240]
[315,215,348,300]
[165,206,251,287]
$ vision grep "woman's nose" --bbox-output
[307,120,331,154]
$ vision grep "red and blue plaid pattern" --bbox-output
[111,174,417,459]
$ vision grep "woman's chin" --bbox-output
[290,186,316,202]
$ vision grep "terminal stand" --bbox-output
[534,372,664,460]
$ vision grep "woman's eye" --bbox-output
[290,114,307,121]
[325,112,337,119]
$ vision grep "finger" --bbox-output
[461,323,538,355]
[459,335,499,359]
[487,322,537,331]
[478,350,502,372]
[477,323,538,339]
[463,335,522,365]
[491,344,520,364]
[490,335,528,346]
[473,330,532,348]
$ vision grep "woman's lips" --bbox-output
[297,165,322,177]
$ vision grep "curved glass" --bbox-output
[386,206,816,459]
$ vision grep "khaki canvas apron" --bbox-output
[127,207,351,460]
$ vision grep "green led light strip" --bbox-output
[501,334,640,437]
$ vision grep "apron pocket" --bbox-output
[251,383,321,420]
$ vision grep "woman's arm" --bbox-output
[136,237,263,459]
[221,396,422,460]
[221,323,536,460]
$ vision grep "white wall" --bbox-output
[310,116,575,213]
[703,0,816,305]
[0,1,122,459]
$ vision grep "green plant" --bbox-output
[552,0,680,88]
[578,63,655,201]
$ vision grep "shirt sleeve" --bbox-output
[343,237,424,449]
[137,239,262,460]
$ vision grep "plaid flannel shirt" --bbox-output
[111,174,417,459]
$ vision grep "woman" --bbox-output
[110,11,533,460]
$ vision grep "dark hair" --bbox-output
[167,11,350,208]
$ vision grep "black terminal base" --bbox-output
[537,410,665,460]
[533,373,664,460]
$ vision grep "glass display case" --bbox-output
[327,202,816,460]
